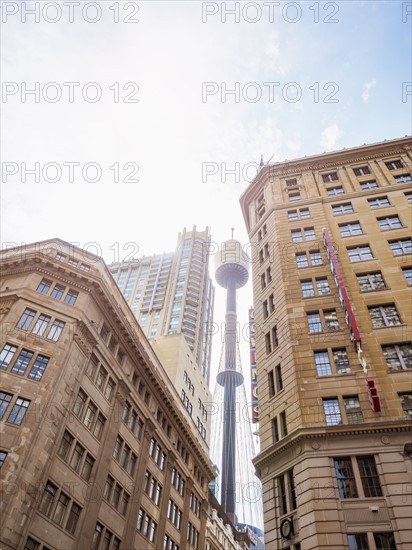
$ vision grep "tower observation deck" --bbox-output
[214,238,249,521]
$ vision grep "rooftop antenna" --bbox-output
[231,227,235,239]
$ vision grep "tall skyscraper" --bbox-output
[0,239,215,550]
[240,136,412,549]
[109,227,215,384]
[109,227,215,446]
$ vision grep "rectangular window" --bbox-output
[357,272,386,291]
[323,398,342,425]
[399,393,412,418]
[368,196,390,208]
[343,396,364,424]
[66,502,81,534]
[348,245,373,262]
[92,413,105,440]
[11,349,34,376]
[262,300,269,319]
[53,491,70,526]
[389,238,412,255]
[402,267,412,285]
[386,159,403,170]
[322,172,339,182]
[289,191,301,201]
[333,348,351,374]
[310,251,323,265]
[272,326,279,348]
[347,534,369,550]
[7,398,30,425]
[0,343,17,370]
[64,289,78,305]
[314,351,332,376]
[291,229,303,242]
[104,378,115,401]
[272,418,279,442]
[17,308,36,330]
[81,454,95,481]
[269,293,275,313]
[113,436,123,460]
[382,343,411,371]
[307,312,322,333]
[275,365,283,391]
[296,253,309,268]
[31,314,51,336]
[280,411,287,436]
[288,210,298,221]
[378,216,402,231]
[300,208,310,219]
[353,166,371,176]
[58,430,74,461]
[357,455,382,497]
[37,279,53,295]
[104,476,115,500]
[324,309,340,330]
[0,392,13,419]
[95,367,108,390]
[327,186,344,196]
[70,442,85,472]
[373,533,397,549]
[51,285,65,300]
[405,191,412,203]
[332,202,353,215]
[72,388,87,417]
[47,320,65,341]
[28,355,49,381]
[39,481,58,516]
[301,280,315,297]
[334,457,358,498]
[305,227,316,240]
[368,304,401,327]
[268,371,275,398]
[394,174,412,183]
[83,402,97,429]
[360,180,378,189]
[265,332,272,355]
[316,278,331,295]
[339,222,363,237]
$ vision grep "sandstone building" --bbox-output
[0,239,215,550]
[240,136,412,549]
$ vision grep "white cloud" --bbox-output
[361,79,377,103]
[320,124,341,150]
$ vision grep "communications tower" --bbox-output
[215,232,249,521]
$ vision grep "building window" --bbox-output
[265,332,272,355]
[0,451,7,468]
[31,314,51,336]
[382,343,411,371]
[280,411,287,436]
[323,398,342,425]
[357,272,386,291]
[288,210,298,221]
[17,308,36,330]
[273,417,279,442]
[333,348,351,374]
[291,229,303,242]
[332,202,353,215]
[314,351,332,376]
[36,279,52,294]
[399,393,412,418]
[402,267,412,285]
[353,166,371,176]
[275,365,283,391]
[0,344,17,370]
[268,371,275,398]
[386,159,403,170]
[339,222,363,237]
[307,312,322,333]
[368,196,390,208]
[405,191,412,203]
[394,174,412,184]
[288,191,301,201]
[0,392,13,419]
[343,396,364,423]
[11,349,34,376]
[39,481,82,534]
[322,172,339,182]
[277,468,296,516]
[296,253,309,268]
[305,227,316,240]
[357,455,382,497]
[256,192,266,220]
[334,457,358,498]
[378,215,402,231]
[301,280,314,297]
[47,320,65,341]
[368,304,401,328]
[360,180,378,190]
[347,534,369,550]
[325,309,340,330]
[310,251,323,265]
[389,238,412,255]
[348,245,373,262]
[327,186,345,196]
[316,277,331,295]
[64,289,78,305]
[50,285,65,300]
[28,355,49,381]
[58,430,74,461]
[373,533,397,549]
[7,398,30,425]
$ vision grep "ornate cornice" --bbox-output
[0,294,18,316]
[253,421,412,476]
[72,320,98,355]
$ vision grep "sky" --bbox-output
[1,0,412,389]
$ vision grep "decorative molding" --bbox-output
[73,321,98,355]
[0,294,18,316]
